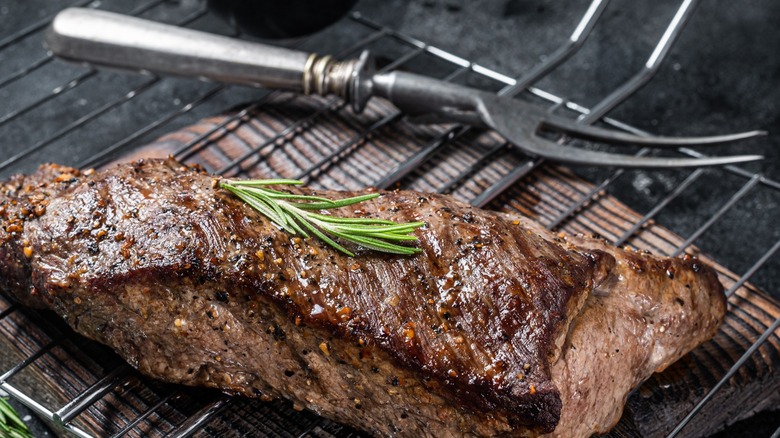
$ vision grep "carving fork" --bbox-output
[44,8,766,168]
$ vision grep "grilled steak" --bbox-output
[0,158,725,437]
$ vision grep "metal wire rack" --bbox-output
[0,0,778,436]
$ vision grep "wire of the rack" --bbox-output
[670,174,762,256]
[435,142,511,194]
[0,0,165,111]
[726,238,780,298]
[0,0,94,50]
[0,0,160,115]
[164,395,231,438]
[109,391,179,438]
[0,303,94,437]
[0,70,99,128]
[53,366,133,425]
[0,0,777,437]
[612,167,705,246]
[78,83,227,169]
[0,76,158,168]
[0,339,60,383]
[1,382,92,438]
[0,303,17,320]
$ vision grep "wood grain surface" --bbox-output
[1,92,777,437]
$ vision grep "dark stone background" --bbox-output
[0,0,777,436]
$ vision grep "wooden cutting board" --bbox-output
[1,92,777,437]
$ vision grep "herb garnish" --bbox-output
[220,179,424,257]
[0,397,33,438]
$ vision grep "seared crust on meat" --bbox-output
[0,159,726,437]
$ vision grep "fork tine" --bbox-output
[520,136,763,168]
[540,115,767,147]
[481,98,764,167]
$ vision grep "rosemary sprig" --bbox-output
[220,179,424,257]
[0,397,33,438]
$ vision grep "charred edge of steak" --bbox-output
[0,164,89,308]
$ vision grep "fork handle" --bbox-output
[371,71,487,127]
[45,8,360,98]
[46,8,493,124]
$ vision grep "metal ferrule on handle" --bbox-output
[45,8,359,100]
[302,53,361,100]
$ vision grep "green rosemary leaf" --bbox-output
[304,211,397,225]
[0,398,32,438]
[219,179,423,256]
[326,229,421,255]
[275,201,311,237]
[291,209,355,256]
[238,187,288,221]
[327,222,426,234]
[350,232,420,242]
[223,185,286,229]
[292,193,380,210]
[262,192,338,204]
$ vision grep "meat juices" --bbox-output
[0,159,725,437]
